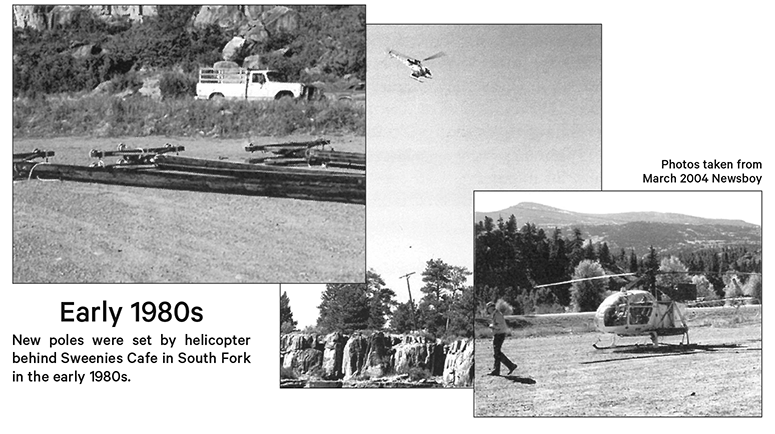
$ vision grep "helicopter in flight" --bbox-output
[387,49,446,82]
[535,270,760,349]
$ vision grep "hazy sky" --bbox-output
[367,25,601,296]
[474,191,762,226]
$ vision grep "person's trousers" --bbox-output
[492,333,516,374]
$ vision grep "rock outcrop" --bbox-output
[342,333,369,379]
[13,5,157,30]
[321,332,346,379]
[442,338,475,387]
[392,335,445,376]
[280,332,473,387]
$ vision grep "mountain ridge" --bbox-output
[475,202,761,255]
[476,202,758,228]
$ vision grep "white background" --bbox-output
[4,1,772,432]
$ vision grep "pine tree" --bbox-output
[390,301,416,333]
[598,242,612,267]
[280,291,297,333]
[629,249,639,273]
[316,271,396,333]
[316,283,371,333]
[417,258,472,336]
[366,270,396,330]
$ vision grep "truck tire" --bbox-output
[209,93,224,100]
[275,91,294,100]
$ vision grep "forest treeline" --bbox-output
[281,259,474,340]
[475,215,762,314]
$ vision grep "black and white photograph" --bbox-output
[12,5,365,283]
[367,23,602,333]
[473,191,762,416]
[3,0,774,432]
[280,278,473,388]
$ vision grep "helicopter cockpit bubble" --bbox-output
[596,290,656,328]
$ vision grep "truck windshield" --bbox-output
[266,71,288,82]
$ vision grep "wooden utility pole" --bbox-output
[399,272,417,329]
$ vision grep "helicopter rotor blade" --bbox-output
[423,51,446,62]
[387,49,413,61]
[534,272,637,288]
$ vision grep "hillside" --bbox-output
[476,202,761,255]
[13,5,365,98]
[475,202,756,228]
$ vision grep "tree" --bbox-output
[566,228,586,272]
[366,270,396,330]
[316,283,371,334]
[570,260,607,312]
[445,286,474,338]
[416,258,472,336]
[598,242,613,267]
[743,274,762,303]
[390,301,416,333]
[316,270,395,334]
[656,256,690,289]
[629,250,639,273]
[280,291,297,333]
[692,274,716,300]
[642,246,660,293]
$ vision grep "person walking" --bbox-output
[486,300,517,376]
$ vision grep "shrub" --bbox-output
[160,72,196,99]
[743,274,762,304]
[110,71,143,92]
[280,321,296,334]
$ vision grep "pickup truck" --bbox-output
[195,68,311,101]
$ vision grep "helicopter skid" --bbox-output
[592,335,617,349]
[593,332,690,350]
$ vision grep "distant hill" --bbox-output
[476,202,761,254]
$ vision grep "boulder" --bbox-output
[280,333,318,352]
[91,80,115,95]
[222,36,246,62]
[342,333,369,379]
[392,343,428,374]
[193,5,246,30]
[72,43,101,59]
[12,6,48,30]
[90,5,156,24]
[442,339,474,387]
[364,332,392,378]
[260,6,299,34]
[321,332,346,379]
[242,23,269,46]
[282,348,323,374]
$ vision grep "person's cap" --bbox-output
[486,302,496,308]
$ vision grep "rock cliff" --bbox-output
[280,331,474,387]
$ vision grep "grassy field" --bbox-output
[13,135,365,283]
[475,305,762,416]
[13,96,365,138]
